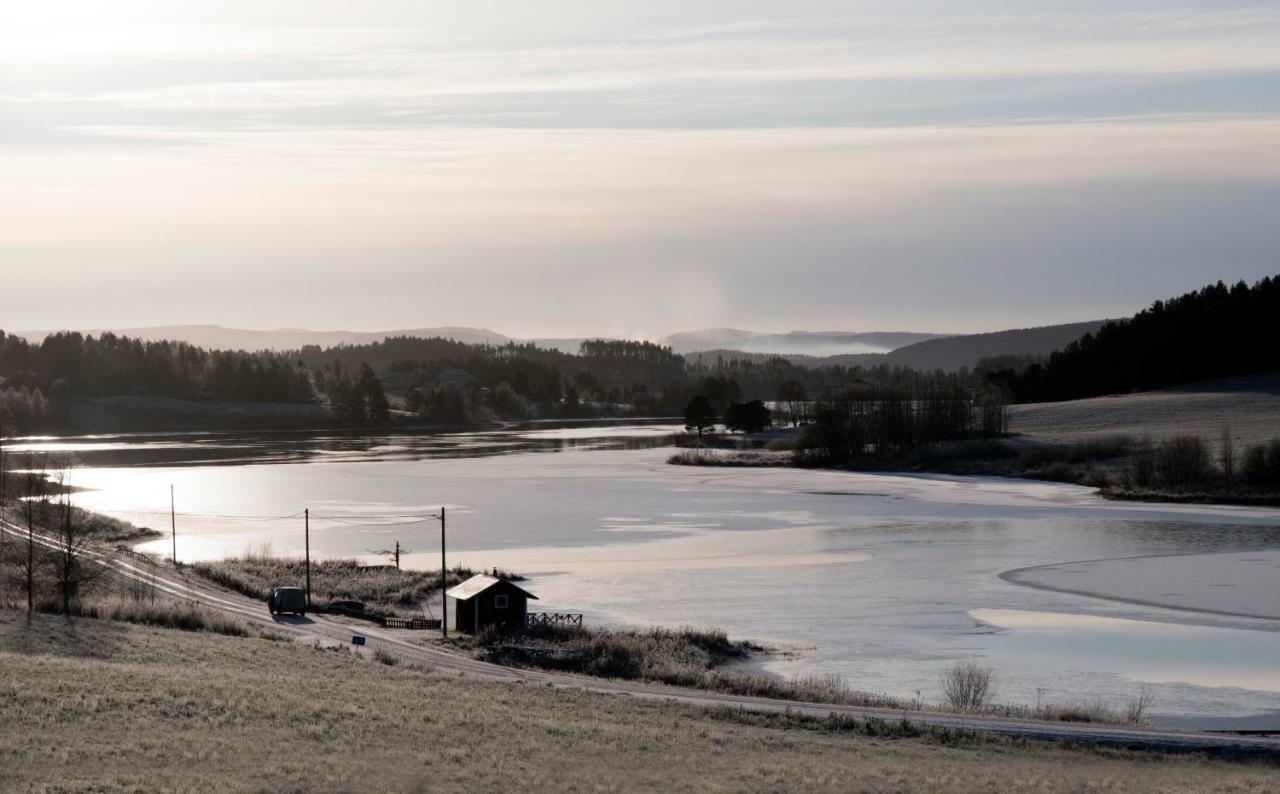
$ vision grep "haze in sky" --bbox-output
[3,1,1278,338]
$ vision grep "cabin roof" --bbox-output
[445,573,538,601]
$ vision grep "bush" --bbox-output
[1128,453,1156,488]
[372,645,400,666]
[940,661,997,711]
[1022,462,1079,483]
[1124,685,1156,725]
[43,595,249,637]
[911,439,1017,464]
[1154,435,1209,487]
[1242,439,1280,486]
[1065,435,1134,464]
[475,624,751,686]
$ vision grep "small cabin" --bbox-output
[446,574,537,633]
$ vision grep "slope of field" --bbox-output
[2,611,1274,793]
[1010,372,1280,446]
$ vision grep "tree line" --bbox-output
[991,276,1280,402]
[0,326,1024,433]
[0,331,314,430]
[796,377,1009,464]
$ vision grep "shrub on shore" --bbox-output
[667,424,1280,506]
[475,624,754,686]
[940,660,997,711]
[470,625,1154,726]
[667,450,789,467]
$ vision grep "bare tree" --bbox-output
[1124,684,1156,725]
[20,463,47,616]
[940,660,997,711]
[1219,426,1236,485]
[49,463,106,615]
[777,380,808,427]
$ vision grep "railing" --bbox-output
[115,546,158,565]
[383,616,441,630]
[525,612,584,629]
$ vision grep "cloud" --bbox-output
[2,2,1278,335]
[2,117,1277,334]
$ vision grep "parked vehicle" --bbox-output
[268,586,307,616]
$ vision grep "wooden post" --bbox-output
[169,484,177,564]
[0,422,6,566]
[440,506,447,638]
[304,508,311,608]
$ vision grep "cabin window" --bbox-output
[494,594,509,609]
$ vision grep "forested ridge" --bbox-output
[0,330,956,432]
[993,276,1280,403]
[4,273,1276,432]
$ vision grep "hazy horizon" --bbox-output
[9,320,1079,341]
[4,1,1278,337]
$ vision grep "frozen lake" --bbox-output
[35,424,1280,728]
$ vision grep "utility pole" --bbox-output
[170,484,177,564]
[0,422,7,569]
[25,474,35,616]
[304,508,311,608]
[440,505,447,638]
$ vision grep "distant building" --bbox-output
[446,573,537,633]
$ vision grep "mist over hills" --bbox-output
[681,321,1107,371]
[658,329,943,356]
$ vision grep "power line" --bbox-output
[104,508,308,521]
[311,516,439,527]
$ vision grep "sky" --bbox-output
[2,1,1279,338]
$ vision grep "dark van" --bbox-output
[268,587,307,616]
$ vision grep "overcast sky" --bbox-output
[3,1,1278,337]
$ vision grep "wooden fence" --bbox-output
[525,612,584,629]
[115,546,158,565]
[382,616,441,630]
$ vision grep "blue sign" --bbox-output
[351,635,366,646]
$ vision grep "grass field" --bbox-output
[2,610,1276,793]
[1009,372,1280,447]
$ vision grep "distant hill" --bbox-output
[16,325,527,352]
[661,328,943,357]
[686,321,1107,372]
[878,320,1108,372]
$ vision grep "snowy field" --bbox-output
[1010,372,1280,446]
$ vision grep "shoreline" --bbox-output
[669,447,1280,509]
[1000,551,1280,622]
